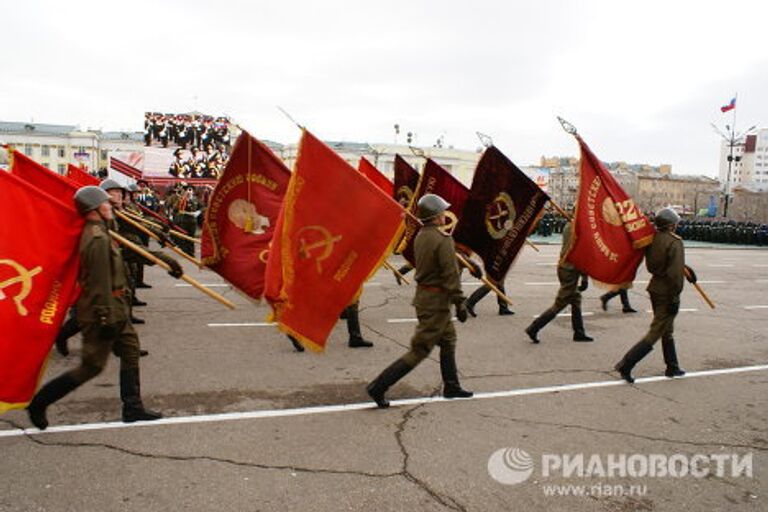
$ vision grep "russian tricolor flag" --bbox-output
[720,97,736,113]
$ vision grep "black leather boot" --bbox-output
[27,374,81,430]
[54,316,81,356]
[120,369,162,423]
[366,359,413,408]
[662,337,685,377]
[614,342,653,383]
[440,349,473,399]
[600,291,617,311]
[346,305,373,348]
[620,290,637,313]
[464,286,488,318]
[571,306,594,342]
[525,307,559,344]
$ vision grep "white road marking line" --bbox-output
[644,308,698,313]
[388,317,458,323]
[3,364,766,439]
[532,312,594,318]
[697,280,726,284]
[207,322,274,327]
[461,282,482,287]
[536,262,558,266]
[175,283,230,288]
[364,282,382,287]
[707,264,734,268]
[744,305,768,310]
[525,282,559,286]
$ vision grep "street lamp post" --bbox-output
[711,122,756,218]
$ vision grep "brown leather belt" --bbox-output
[417,284,445,294]
[111,289,126,297]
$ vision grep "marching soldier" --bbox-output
[367,194,472,408]
[28,186,176,430]
[463,277,514,317]
[172,185,200,257]
[525,221,594,343]
[600,286,637,313]
[615,208,695,383]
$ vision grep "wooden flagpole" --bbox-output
[455,252,513,306]
[685,268,715,309]
[115,210,202,267]
[109,230,236,309]
[121,210,201,244]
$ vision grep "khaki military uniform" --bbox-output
[639,230,684,346]
[70,220,141,383]
[402,225,465,367]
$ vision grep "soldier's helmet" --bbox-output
[99,178,125,192]
[417,194,451,221]
[655,207,681,230]
[74,186,110,215]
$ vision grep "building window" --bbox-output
[41,145,50,157]
[42,162,50,169]
[100,149,108,161]
[24,144,33,156]
[57,164,66,174]
[58,147,65,158]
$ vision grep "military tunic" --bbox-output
[640,230,685,346]
[70,220,141,384]
[402,225,465,368]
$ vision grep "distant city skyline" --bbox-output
[2,0,767,177]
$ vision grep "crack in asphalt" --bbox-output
[477,412,768,452]
[394,402,468,512]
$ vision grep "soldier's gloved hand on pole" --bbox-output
[467,260,483,280]
[455,302,469,323]
[578,274,589,292]
[684,265,697,284]
[154,252,184,278]
[157,231,172,248]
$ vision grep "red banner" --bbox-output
[10,150,79,205]
[201,132,291,300]
[0,172,83,413]
[453,146,549,282]
[564,136,656,286]
[67,164,100,186]
[399,159,469,265]
[358,156,394,196]
[393,154,419,208]
[264,131,404,351]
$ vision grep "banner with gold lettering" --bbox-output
[358,156,394,196]
[564,135,656,286]
[201,131,291,300]
[453,146,549,282]
[398,159,469,265]
[0,172,83,413]
[264,131,404,351]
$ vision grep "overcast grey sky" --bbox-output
[3,0,767,175]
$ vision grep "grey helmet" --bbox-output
[416,193,451,221]
[74,186,110,215]
[99,178,125,192]
[655,207,681,230]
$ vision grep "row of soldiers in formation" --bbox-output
[144,113,232,151]
[25,182,697,426]
[676,219,768,246]
[168,145,230,179]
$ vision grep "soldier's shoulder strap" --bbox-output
[670,232,682,240]
[91,223,107,238]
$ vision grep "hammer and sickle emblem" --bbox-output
[0,259,43,317]
[296,226,342,274]
[439,211,459,236]
[485,193,516,240]
[396,186,414,208]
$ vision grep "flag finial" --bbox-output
[476,131,494,148]
[557,116,578,136]
[277,106,306,130]
[409,146,426,159]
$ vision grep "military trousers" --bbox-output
[639,292,680,346]
[66,318,141,385]
[402,308,457,368]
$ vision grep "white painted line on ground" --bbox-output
[536,262,558,266]
[707,264,734,268]
[364,282,382,287]
[175,283,230,288]
[744,305,768,310]
[532,312,594,318]
[3,364,766,439]
[388,317,458,323]
[461,282,482,287]
[697,280,726,284]
[644,308,698,314]
[207,322,275,327]
[525,282,559,286]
